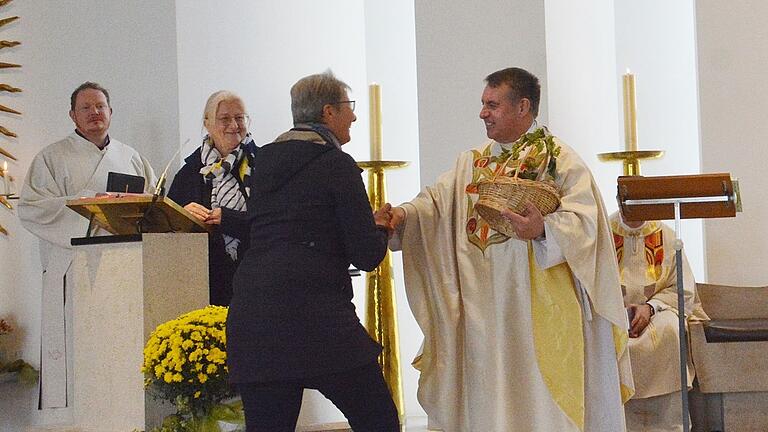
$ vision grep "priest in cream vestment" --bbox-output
[610,211,708,431]
[390,68,634,431]
[18,82,155,413]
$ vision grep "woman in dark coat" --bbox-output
[226,72,399,432]
[168,90,256,306]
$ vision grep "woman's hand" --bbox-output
[374,203,393,233]
[205,208,222,225]
[184,202,211,222]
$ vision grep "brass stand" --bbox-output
[357,160,408,421]
[598,150,664,176]
[0,194,17,236]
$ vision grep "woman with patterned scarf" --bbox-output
[168,90,257,306]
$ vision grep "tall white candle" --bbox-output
[369,83,383,161]
[2,161,8,195]
[622,71,638,152]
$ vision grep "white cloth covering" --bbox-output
[392,133,632,432]
[18,132,155,409]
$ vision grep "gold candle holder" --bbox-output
[598,150,664,176]
[357,159,408,422]
[600,70,664,175]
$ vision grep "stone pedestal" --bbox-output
[689,283,768,431]
[29,233,209,432]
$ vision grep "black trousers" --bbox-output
[238,360,399,432]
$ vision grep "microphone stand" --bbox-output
[136,139,188,234]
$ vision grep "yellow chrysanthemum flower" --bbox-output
[142,305,230,411]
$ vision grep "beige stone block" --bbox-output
[69,233,208,432]
[723,392,768,431]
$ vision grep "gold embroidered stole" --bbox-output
[528,244,585,430]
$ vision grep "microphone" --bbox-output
[153,138,190,197]
[137,138,190,234]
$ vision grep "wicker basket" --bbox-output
[474,149,560,237]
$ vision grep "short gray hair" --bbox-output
[485,67,541,118]
[290,71,350,124]
[202,90,245,131]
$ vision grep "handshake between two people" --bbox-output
[373,203,405,236]
[371,201,545,240]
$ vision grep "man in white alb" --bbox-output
[18,82,155,415]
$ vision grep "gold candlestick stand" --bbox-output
[0,195,16,235]
[0,190,17,236]
[598,150,664,176]
[357,159,408,421]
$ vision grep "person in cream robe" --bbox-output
[389,68,634,431]
[18,82,155,414]
[611,210,708,431]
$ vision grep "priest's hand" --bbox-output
[184,202,211,222]
[500,202,544,240]
[628,303,653,338]
[374,203,393,234]
[390,206,406,230]
[205,208,222,225]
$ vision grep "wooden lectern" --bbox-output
[55,195,211,432]
[617,173,740,432]
[67,194,211,239]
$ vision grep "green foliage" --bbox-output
[496,127,561,181]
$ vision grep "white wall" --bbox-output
[544,0,620,205]
[613,0,704,280]
[545,0,704,280]
[414,0,548,186]
[0,1,179,429]
[696,0,768,285]
[176,1,363,157]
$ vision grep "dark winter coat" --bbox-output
[167,147,251,306]
[226,137,388,383]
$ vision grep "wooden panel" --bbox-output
[67,195,210,235]
[617,173,737,221]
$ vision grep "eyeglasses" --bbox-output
[76,103,110,114]
[216,114,250,127]
[331,100,355,112]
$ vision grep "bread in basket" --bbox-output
[474,128,561,237]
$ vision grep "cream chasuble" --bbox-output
[18,132,155,409]
[393,130,633,432]
[610,213,708,431]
